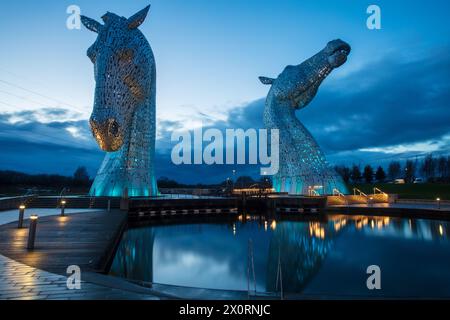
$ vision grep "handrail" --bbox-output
[353,188,368,197]
[247,239,257,298]
[332,188,346,197]
[332,188,348,204]
[275,245,283,300]
[373,187,387,195]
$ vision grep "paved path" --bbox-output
[0,208,160,300]
[0,254,159,300]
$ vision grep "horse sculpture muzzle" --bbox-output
[325,39,351,68]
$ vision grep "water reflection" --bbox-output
[109,214,450,296]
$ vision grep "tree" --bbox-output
[351,165,362,183]
[73,166,89,185]
[375,166,386,182]
[447,156,450,182]
[421,154,436,181]
[363,165,374,183]
[404,160,415,183]
[335,165,351,184]
[387,161,401,180]
[437,156,447,179]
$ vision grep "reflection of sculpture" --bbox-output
[81,5,158,197]
[259,40,351,195]
[265,221,334,293]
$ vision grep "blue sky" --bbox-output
[0,0,449,183]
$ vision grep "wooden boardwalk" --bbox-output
[0,210,126,275]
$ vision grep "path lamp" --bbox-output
[18,205,26,228]
[437,198,441,210]
[27,215,38,250]
[60,200,66,216]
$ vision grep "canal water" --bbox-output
[109,214,450,298]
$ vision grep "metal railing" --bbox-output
[373,187,387,195]
[332,188,348,205]
[353,188,368,198]
[275,245,284,300]
[247,239,257,298]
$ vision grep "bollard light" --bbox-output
[437,198,441,209]
[60,200,66,216]
[18,205,26,228]
[27,214,38,250]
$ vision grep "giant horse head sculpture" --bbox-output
[81,5,158,197]
[81,5,153,151]
[260,39,350,111]
[260,39,351,195]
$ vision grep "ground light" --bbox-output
[60,200,66,216]
[27,214,38,250]
[18,205,25,228]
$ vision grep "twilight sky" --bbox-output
[0,0,449,183]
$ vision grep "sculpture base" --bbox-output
[272,175,348,195]
[89,152,158,197]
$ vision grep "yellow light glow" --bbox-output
[61,200,66,205]
[270,220,277,230]
[264,221,268,232]
[439,225,444,236]
[30,214,38,220]
[19,205,26,210]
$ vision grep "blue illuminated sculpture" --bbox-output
[260,40,351,195]
[81,5,158,197]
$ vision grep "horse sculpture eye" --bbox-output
[108,120,119,136]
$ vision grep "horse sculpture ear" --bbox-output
[128,5,151,29]
[80,15,103,33]
[259,76,275,85]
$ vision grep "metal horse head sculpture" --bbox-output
[81,5,158,197]
[260,39,351,195]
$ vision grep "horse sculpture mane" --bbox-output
[260,39,351,195]
[81,5,158,197]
